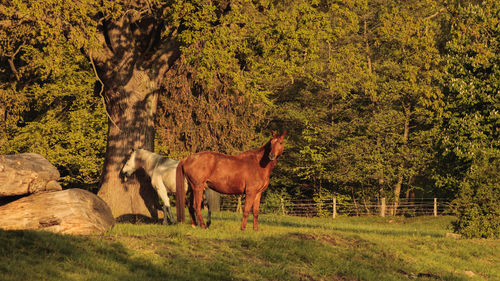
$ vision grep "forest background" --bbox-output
[0,0,498,238]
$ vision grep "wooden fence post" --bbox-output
[333,197,337,219]
[280,197,285,216]
[434,198,437,217]
[380,197,386,217]
[236,196,242,214]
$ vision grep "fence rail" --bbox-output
[219,196,454,217]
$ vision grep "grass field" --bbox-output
[1,212,499,281]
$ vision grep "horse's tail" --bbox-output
[176,159,186,223]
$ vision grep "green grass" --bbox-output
[1,213,499,281]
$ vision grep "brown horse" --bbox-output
[176,131,286,230]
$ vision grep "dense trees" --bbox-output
[1,0,498,237]
[437,0,500,238]
[0,1,107,189]
[273,0,446,211]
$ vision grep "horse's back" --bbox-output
[158,157,178,167]
[153,158,179,193]
[183,151,261,194]
[183,151,245,174]
[182,151,220,179]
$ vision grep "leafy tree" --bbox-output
[367,0,445,213]
[438,0,500,238]
[155,52,267,159]
[275,0,446,214]
[271,0,368,198]
[0,1,107,188]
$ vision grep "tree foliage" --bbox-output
[438,0,500,238]
[0,1,106,188]
[157,0,335,158]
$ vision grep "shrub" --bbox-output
[452,155,500,238]
[262,188,292,215]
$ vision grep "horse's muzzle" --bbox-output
[120,171,131,182]
[269,154,277,161]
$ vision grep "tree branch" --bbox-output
[6,45,23,81]
[89,52,121,131]
[7,58,19,81]
[425,7,446,20]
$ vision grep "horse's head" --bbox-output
[121,149,138,179]
[269,130,286,161]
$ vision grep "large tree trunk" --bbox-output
[91,9,179,221]
[0,105,5,149]
[97,81,160,221]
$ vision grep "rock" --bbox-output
[0,189,114,235]
[445,232,462,239]
[0,153,61,197]
[45,180,62,191]
[464,271,475,277]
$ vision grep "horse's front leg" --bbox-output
[165,203,175,225]
[152,175,174,224]
[241,193,256,231]
[252,192,263,231]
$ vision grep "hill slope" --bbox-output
[1,213,498,280]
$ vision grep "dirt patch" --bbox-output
[288,232,349,247]
[293,269,358,281]
[326,275,359,281]
[397,269,442,279]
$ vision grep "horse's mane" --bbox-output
[259,140,273,167]
[136,149,163,172]
[236,139,273,168]
[238,139,270,156]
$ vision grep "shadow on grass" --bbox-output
[0,229,237,281]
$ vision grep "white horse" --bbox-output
[120,149,213,225]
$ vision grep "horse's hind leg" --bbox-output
[193,186,207,229]
[187,189,197,227]
[203,189,211,227]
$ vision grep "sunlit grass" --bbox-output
[1,212,498,281]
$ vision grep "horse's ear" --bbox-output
[271,131,277,138]
[281,130,287,137]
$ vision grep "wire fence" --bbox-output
[219,195,454,218]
